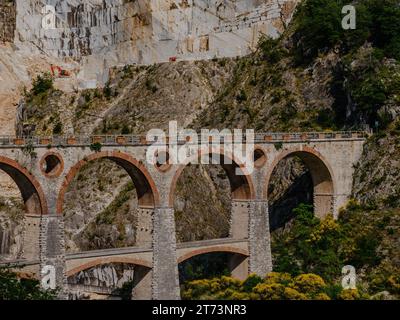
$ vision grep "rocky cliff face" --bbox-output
[12,0,299,88]
[68,263,135,300]
[0,196,24,261]
[14,54,316,252]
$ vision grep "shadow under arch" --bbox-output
[56,151,159,214]
[177,246,249,264]
[0,156,48,215]
[178,247,250,287]
[264,146,336,218]
[169,148,255,207]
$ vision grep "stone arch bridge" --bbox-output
[0,132,366,299]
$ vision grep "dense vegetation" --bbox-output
[0,267,56,300]
[272,203,399,297]
[293,0,400,63]
[286,0,400,128]
[182,203,399,300]
[182,272,366,300]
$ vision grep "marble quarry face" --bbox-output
[9,0,299,86]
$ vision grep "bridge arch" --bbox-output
[0,156,48,214]
[178,245,250,282]
[66,257,152,277]
[177,246,249,264]
[169,148,255,207]
[56,151,159,214]
[264,146,336,218]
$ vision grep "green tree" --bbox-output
[0,267,56,300]
[31,73,54,96]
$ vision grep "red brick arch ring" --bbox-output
[178,246,249,264]
[169,147,255,207]
[263,146,337,200]
[66,257,152,277]
[56,151,160,214]
[0,156,48,215]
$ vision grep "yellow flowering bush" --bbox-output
[264,272,292,285]
[337,289,361,300]
[182,272,337,300]
[292,274,327,295]
[308,214,339,243]
[283,287,309,300]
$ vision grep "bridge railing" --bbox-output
[254,131,367,142]
[0,131,368,147]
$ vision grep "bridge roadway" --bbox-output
[1,237,248,276]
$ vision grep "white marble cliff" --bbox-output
[13,0,299,88]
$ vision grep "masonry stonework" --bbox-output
[152,207,180,300]
[136,208,154,247]
[22,214,41,260]
[39,214,67,298]
[249,200,272,275]
[0,132,366,299]
[230,200,250,239]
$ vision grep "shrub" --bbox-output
[90,142,102,152]
[259,37,286,64]
[121,124,131,135]
[292,274,327,295]
[31,73,54,96]
[103,85,112,99]
[0,267,56,300]
[241,274,263,292]
[53,122,62,135]
[236,89,248,103]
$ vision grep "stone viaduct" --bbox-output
[0,131,366,299]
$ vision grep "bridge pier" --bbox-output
[39,214,67,298]
[229,254,249,280]
[248,200,272,276]
[229,200,251,280]
[132,266,152,300]
[136,207,154,247]
[22,214,41,260]
[314,193,335,219]
[230,200,250,239]
[152,207,180,300]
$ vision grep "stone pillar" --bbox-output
[39,214,67,299]
[230,200,250,239]
[22,214,41,261]
[132,266,152,300]
[152,207,180,300]
[314,193,334,219]
[135,207,154,247]
[333,194,347,218]
[248,200,272,276]
[229,253,249,281]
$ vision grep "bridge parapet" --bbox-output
[0,131,368,148]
